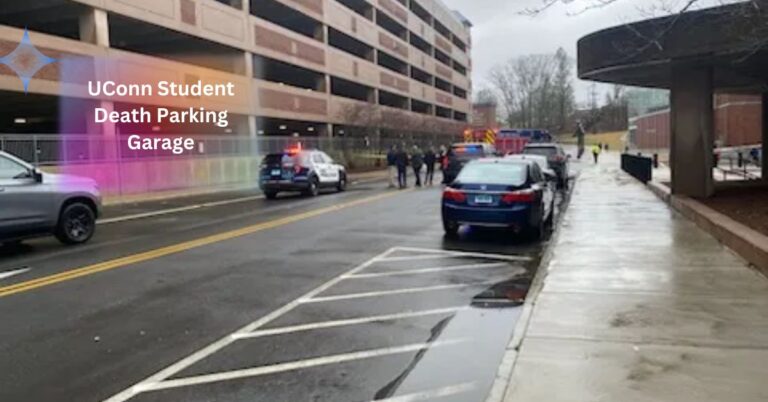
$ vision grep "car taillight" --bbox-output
[443,187,466,203]
[294,165,303,174]
[553,155,565,162]
[501,190,536,204]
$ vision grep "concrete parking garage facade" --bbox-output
[0,0,471,135]
[0,0,472,198]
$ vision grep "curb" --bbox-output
[646,181,768,277]
[483,180,577,402]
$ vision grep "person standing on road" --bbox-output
[423,146,437,186]
[386,145,397,188]
[395,144,409,189]
[411,145,424,187]
[592,143,602,164]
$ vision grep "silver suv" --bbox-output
[0,151,101,245]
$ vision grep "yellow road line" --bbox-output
[0,191,403,298]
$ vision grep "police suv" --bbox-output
[259,148,347,199]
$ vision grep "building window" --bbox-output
[378,50,409,76]
[253,55,326,91]
[250,0,324,41]
[379,90,409,110]
[329,28,375,62]
[409,31,433,56]
[335,0,373,20]
[331,76,374,102]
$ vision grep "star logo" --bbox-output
[0,28,57,93]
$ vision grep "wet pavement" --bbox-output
[500,153,768,402]
[0,173,569,402]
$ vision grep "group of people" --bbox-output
[386,144,447,189]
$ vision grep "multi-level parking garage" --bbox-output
[0,0,472,139]
[0,0,472,196]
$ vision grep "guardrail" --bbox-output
[621,153,653,183]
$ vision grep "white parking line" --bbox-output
[98,194,265,225]
[375,382,477,402]
[376,254,478,262]
[0,268,30,281]
[381,247,533,262]
[104,247,398,402]
[134,339,467,393]
[232,306,468,340]
[345,262,509,279]
[302,281,497,304]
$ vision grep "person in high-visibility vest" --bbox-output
[592,143,602,164]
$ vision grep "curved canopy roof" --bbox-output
[578,3,768,92]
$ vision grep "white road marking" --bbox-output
[375,382,477,402]
[345,262,509,279]
[302,281,497,303]
[98,175,385,225]
[0,268,30,281]
[135,339,466,393]
[98,194,265,224]
[103,247,398,402]
[381,246,532,262]
[376,254,475,262]
[232,306,468,339]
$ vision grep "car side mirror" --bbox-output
[543,170,557,181]
[32,168,43,183]
[566,154,572,159]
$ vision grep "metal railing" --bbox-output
[0,134,454,166]
[621,153,653,183]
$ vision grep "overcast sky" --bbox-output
[440,0,725,105]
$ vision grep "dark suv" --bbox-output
[522,143,569,189]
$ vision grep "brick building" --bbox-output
[631,94,762,150]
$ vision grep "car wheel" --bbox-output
[304,177,319,197]
[529,215,545,241]
[545,202,555,230]
[337,174,347,192]
[55,203,96,245]
[443,219,459,238]
[264,191,278,200]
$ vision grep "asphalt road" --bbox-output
[0,175,570,402]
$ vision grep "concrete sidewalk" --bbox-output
[500,153,768,402]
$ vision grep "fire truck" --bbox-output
[463,128,552,155]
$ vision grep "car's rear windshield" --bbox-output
[456,162,528,186]
[523,147,558,157]
[263,153,307,166]
[451,144,486,158]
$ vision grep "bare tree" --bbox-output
[474,88,498,105]
[488,50,575,133]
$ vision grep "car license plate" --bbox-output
[271,169,281,176]
[475,195,493,204]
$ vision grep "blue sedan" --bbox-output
[441,158,555,239]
